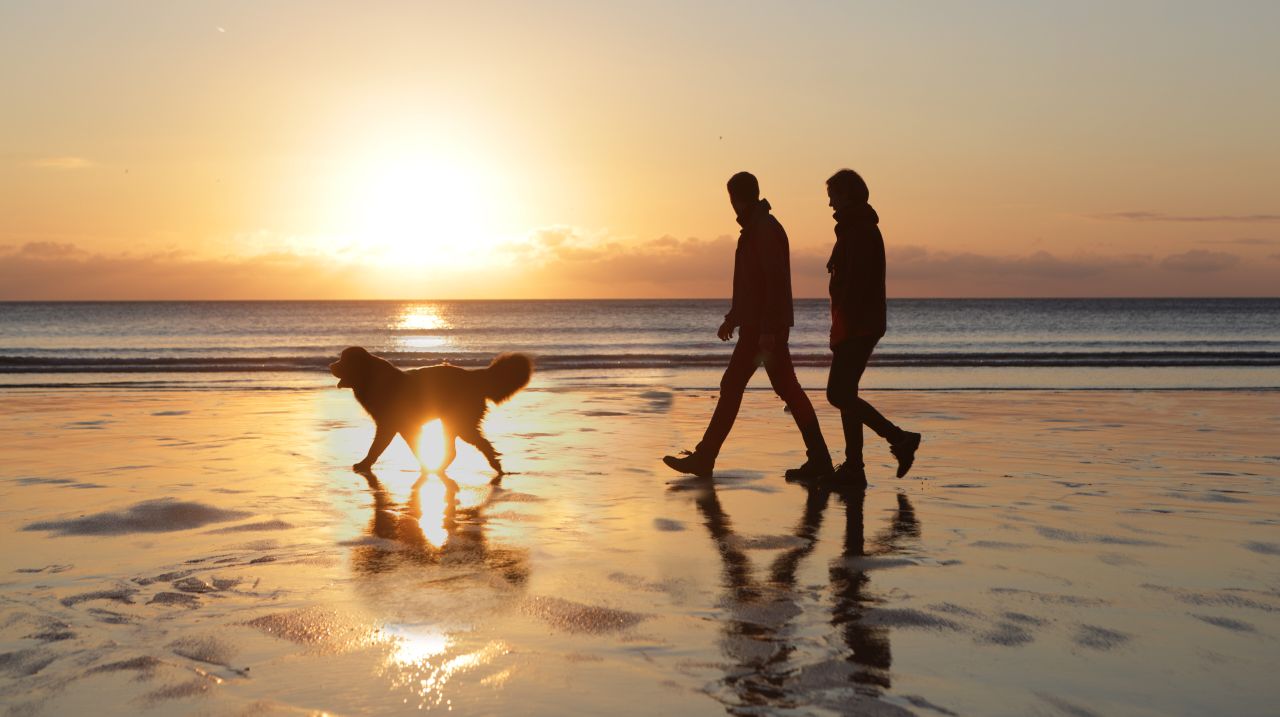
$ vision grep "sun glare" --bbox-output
[343,149,503,267]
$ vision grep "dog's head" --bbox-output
[330,346,375,389]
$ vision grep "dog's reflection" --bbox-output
[352,470,529,588]
[685,477,919,707]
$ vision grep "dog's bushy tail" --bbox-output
[479,353,533,404]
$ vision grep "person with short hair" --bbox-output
[663,172,834,480]
[824,168,920,484]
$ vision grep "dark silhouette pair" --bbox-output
[664,170,920,484]
[674,473,920,708]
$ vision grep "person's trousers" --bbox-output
[696,328,822,459]
[826,336,902,464]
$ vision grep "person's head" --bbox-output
[726,171,760,217]
[826,168,869,211]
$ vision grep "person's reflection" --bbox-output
[686,477,919,707]
[352,470,529,587]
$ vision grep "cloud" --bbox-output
[1,237,1275,299]
[1094,211,1280,223]
[27,156,95,170]
[1200,237,1280,246]
[1161,249,1239,273]
[888,246,1152,282]
[0,242,361,300]
[15,241,87,258]
[501,227,744,291]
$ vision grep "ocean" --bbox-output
[1,298,1277,390]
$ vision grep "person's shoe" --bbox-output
[784,455,835,481]
[832,461,868,487]
[663,450,714,478]
[891,431,922,478]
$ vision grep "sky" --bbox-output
[2,0,1278,299]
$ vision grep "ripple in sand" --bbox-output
[970,541,1030,550]
[172,577,219,594]
[26,623,75,642]
[1072,624,1132,650]
[0,647,58,677]
[1242,541,1280,556]
[205,519,295,534]
[60,586,138,607]
[731,534,809,550]
[1190,613,1257,633]
[170,635,238,667]
[14,563,74,574]
[1141,584,1279,613]
[989,588,1109,607]
[976,622,1035,647]
[859,608,964,632]
[652,518,685,531]
[522,596,649,634]
[87,607,134,624]
[1163,490,1250,504]
[25,499,251,536]
[1033,526,1165,547]
[1097,552,1142,567]
[148,592,201,609]
[86,655,164,678]
[143,677,215,704]
[1036,692,1102,717]
[243,607,379,653]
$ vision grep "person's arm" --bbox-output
[719,239,743,340]
[758,220,790,336]
[845,229,885,332]
[836,225,859,321]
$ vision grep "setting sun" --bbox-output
[340,149,504,268]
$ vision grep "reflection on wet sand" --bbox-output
[353,471,530,584]
[685,476,919,710]
[354,471,529,710]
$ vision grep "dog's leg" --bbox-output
[400,426,423,469]
[460,427,503,475]
[438,429,458,473]
[354,425,396,473]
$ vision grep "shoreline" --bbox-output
[1,384,1277,715]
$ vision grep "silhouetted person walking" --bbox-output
[825,169,920,484]
[664,172,833,479]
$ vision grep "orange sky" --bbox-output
[2,2,1278,298]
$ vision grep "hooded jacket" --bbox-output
[723,199,794,333]
[827,203,887,342]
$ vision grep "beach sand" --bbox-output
[1,382,1277,716]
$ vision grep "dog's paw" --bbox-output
[352,461,374,474]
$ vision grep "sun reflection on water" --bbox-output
[379,624,509,711]
[394,304,452,355]
[395,304,450,332]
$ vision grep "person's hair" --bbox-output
[826,168,869,204]
[726,171,759,201]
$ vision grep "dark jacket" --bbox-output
[724,199,794,333]
[827,203,886,342]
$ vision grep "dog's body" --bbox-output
[329,347,533,474]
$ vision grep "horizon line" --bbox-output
[2,296,1278,303]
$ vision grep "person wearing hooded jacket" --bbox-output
[824,168,921,484]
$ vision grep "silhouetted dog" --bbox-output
[329,347,533,475]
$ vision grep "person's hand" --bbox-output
[717,320,735,342]
[759,333,776,352]
[830,306,848,349]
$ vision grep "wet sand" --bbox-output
[1,384,1277,716]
